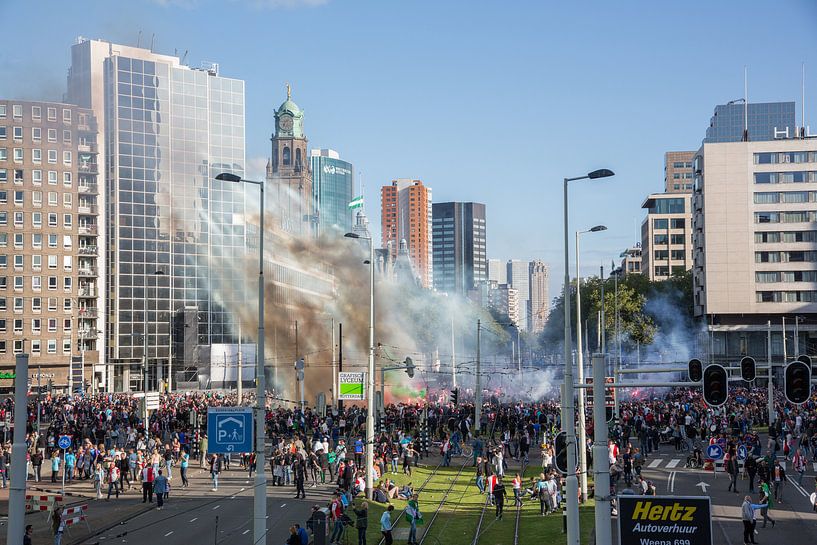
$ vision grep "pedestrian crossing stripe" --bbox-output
[665,459,680,469]
[648,459,662,468]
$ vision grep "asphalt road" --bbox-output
[639,446,817,545]
[71,466,333,545]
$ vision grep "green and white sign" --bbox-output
[338,372,365,400]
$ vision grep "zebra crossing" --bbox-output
[641,455,817,473]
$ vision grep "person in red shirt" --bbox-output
[141,465,155,503]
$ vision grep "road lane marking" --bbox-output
[189,518,198,523]
[213,505,221,510]
[648,459,661,468]
[666,459,680,469]
[280,503,286,508]
[668,471,676,493]
[243,530,250,535]
[165,532,174,537]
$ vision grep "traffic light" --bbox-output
[702,364,728,407]
[450,388,459,405]
[404,357,415,379]
[785,360,812,404]
[740,356,756,382]
[688,358,703,383]
[554,431,568,474]
[798,354,813,367]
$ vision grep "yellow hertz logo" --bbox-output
[631,501,696,522]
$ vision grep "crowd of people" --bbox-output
[3,384,817,544]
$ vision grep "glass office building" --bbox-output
[310,149,353,237]
[67,39,245,391]
[431,202,486,295]
[704,102,795,143]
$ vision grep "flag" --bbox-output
[348,196,364,209]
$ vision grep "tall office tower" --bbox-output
[487,258,506,284]
[310,148,353,237]
[431,202,486,295]
[380,179,433,288]
[268,85,313,236]
[640,193,693,281]
[692,135,817,361]
[664,151,695,193]
[0,100,100,391]
[506,260,530,331]
[528,260,550,333]
[67,38,246,392]
[703,101,795,143]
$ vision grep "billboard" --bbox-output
[618,495,712,545]
[338,372,365,400]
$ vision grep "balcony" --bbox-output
[77,204,98,215]
[77,329,99,340]
[78,308,98,319]
[78,287,96,297]
[78,267,98,277]
[78,184,98,195]
[78,163,98,175]
[78,246,97,256]
[78,225,98,235]
[77,143,98,154]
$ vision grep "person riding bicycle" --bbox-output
[686,445,703,468]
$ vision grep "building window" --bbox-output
[31,340,40,354]
[47,340,57,354]
[32,105,41,120]
[12,105,22,119]
[62,339,71,354]
[63,151,72,165]
[32,148,42,163]
[47,150,57,164]
[13,127,22,140]
[32,127,41,141]
[47,129,56,142]
[13,148,22,162]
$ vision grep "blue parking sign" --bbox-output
[207,407,253,454]
[706,444,724,460]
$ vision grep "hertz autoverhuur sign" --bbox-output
[618,495,712,545]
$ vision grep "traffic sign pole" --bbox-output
[58,435,71,497]
[591,353,612,545]
[7,354,30,545]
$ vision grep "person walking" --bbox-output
[475,457,486,494]
[141,464,155,503]
[745,454,757,493]
[741,495,765,545]
[512,473,523,507]
[180,449,190,488]
[51,506,64,545]
[406,494,422,545]
[726,447,739,493]
[771,459,787,502]
[328,492,345,545]
[793,448,806,486]
[106,461,120,500]
[50,451,61,483]
[759,479,776,528]
[380,504,394,545]
[353,501,369,545]
[31,450,43,483]
[494,477,507,520]
[210,453,222,491]
[93,463,105,500]
[153,469,169,510]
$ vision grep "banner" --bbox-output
[348,196,364,209]
[618,495,712,545]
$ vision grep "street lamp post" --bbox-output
[562,168,614,545]
[575,224,606,502]
[345,232,376,499]
[216,173,266,545]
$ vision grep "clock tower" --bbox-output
[268,83,313,236]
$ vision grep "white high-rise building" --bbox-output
[506,260,530,331]
[487,258,506,284]
[67,38,246,391]
[528,260,550,333]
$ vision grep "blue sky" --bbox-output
[2,0,816,297]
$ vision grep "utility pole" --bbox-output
[338,322,344,412]
[331,318,336,406]
[7,354,29,545]
[475,319,481,432]
[451,315,457,390]
[591,353,612,545]
[767,321,775,425]
[237,322,242,404]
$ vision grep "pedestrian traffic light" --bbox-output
[740,356,756,382]
[702,364,728,407]
[785,360,812,405]
[404,356,415,378]
[688,358,703,382]
[450,388,459,405]
[554,431,568,474]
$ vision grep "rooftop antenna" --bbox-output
[802,62,807,139]
[136,30,142,49]
[743,66,749,142]
[150,34,156,52]
[181,50,189,65]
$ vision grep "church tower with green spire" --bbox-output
[268,83,313,236]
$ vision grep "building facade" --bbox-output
[704,101,796,144]
[619,245,642,275]
[640,193,693,281]
[664,151,695,193]
[487,258,506,284]
[67,38,246,391]
[487,282,520,326]
[692,136,817,361]
[506,260,530,331]
[0,100,100,390]
[310,149,353,237]
[528,260,549,333]
[380,179,432,288]
[431,202,486,295]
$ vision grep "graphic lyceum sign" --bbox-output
[618,496,712,545]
